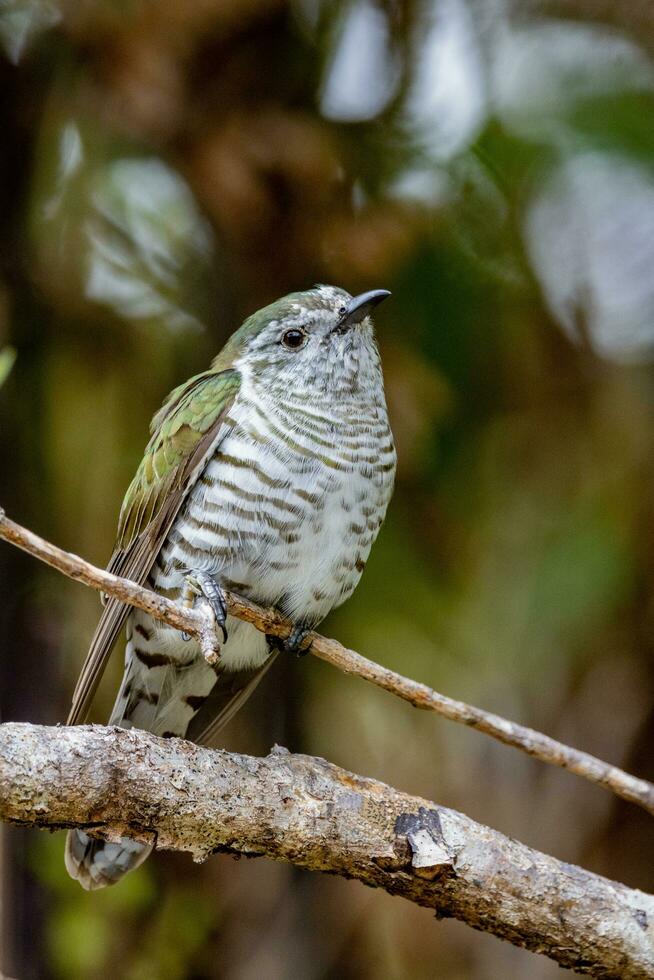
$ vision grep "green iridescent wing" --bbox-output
[117,369,241,550]
[67,369,241,725]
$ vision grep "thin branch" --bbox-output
[1,508,654,819]
[1,722,653,979]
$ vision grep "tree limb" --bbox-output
[1,507,654,819]
[1,722,653,978]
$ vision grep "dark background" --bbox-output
[2,0,654,977]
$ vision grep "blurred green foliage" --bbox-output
[2,1,654,978]
[0,348,16,387]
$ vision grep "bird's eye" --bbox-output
[281,329,307,350]
[338,305,347,317]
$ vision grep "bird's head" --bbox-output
[213,285,391,396]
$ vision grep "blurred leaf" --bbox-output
[525,150,654,360]
[85,157,214,335]
[0,346,16,386]
[570,91,654,164]
[31,114,216,338]
[405,0,486,161]
[320,0,400,122]
[0,0,60,64]
[493,18,654,143]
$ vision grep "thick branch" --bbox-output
[1,508,654,819]
[1,722,653,978]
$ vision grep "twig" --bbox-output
[1,507,654,818]
[2,722,653,979]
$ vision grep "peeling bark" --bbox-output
[1,723,653,978]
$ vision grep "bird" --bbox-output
[64,284,396,889]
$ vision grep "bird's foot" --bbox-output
[181,571,228,644]
[267,625,313,658]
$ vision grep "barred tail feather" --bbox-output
[64,830,153,891]
[64,615,270,888]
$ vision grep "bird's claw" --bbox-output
[181,572,228,644]
[267,625,313,658]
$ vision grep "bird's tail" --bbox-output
[64,615,270,889]
[64,639,162,891]
[64,830,152,891]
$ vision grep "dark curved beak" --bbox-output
[336,289,391,331]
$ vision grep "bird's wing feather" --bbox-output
[187,652,279,748]
[67,369,241,725]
